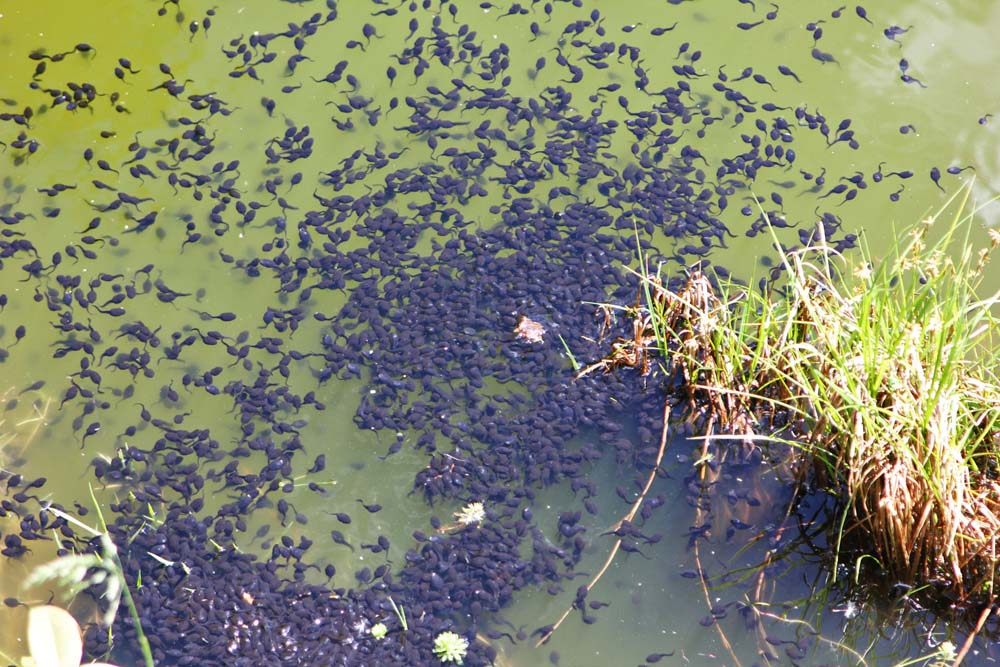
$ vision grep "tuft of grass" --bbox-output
[43,486,155,667]
[588,181,1000,610]
[767,184,1000,602]
[387,595,408,633]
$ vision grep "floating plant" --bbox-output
[432,631,469,664]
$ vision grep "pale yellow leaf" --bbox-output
[27,606,82,667]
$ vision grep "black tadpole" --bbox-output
[901,74,927,88]
[777,64,801,83]
[307,454,326,473]
[649,23,677,35]
[10,325,26,346]
[930,167,945,192]
[330,530,354,550]
[811,47,838,64]
[884,25,910,43]
[191,309,237,322]
[357,499,383,513]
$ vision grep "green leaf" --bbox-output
[27,606,82,667]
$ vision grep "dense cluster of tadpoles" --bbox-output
[0,0,992,665]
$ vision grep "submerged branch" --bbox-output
[535,399,673,649]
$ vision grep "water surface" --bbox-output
[0,1,998,665]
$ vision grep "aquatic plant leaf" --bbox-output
[27,605,82,667]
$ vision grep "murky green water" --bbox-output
[1,0,998,665]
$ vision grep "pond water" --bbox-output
[0,0,998,665]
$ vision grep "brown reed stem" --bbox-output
[534,399,672,648]
[692,415,742,667]
[951,602,993,667]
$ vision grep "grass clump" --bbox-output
[786,195,1000,602]
[591,182,1000,611]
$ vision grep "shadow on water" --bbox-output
[0,0,998,665]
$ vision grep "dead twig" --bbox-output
[535,399,672,648]
[692,414,743,667]
[952,602,993,667]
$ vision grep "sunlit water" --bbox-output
[0,1,998,665]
